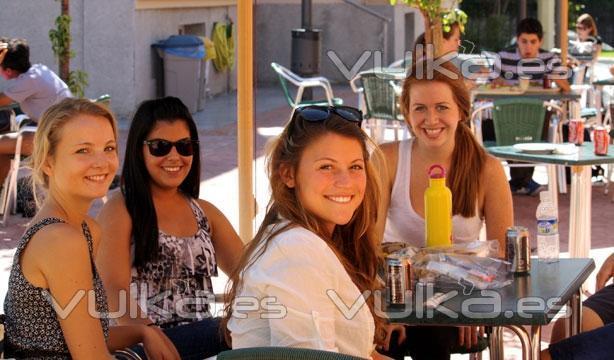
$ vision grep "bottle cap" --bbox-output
[428,164,445,179]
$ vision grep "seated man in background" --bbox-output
[489,18,570,196]
[0,37,72,187]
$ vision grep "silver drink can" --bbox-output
[506,226,531,274]
[386,254,411,305]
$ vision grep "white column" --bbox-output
[538,0,556,50]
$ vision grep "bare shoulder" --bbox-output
[379,141,400,160]
[197,199,227,221]
[28,222,91,269]
[481,154,509,193]
[97,191,130,224]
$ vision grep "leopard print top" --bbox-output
[3,217,109,359]
[131,198,218,328]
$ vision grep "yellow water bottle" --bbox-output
[425,164,452,247]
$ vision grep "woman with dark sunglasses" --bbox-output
[221,106,402,359]
[96,96,243,359]
[374,61,513,359]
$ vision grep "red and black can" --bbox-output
[594,126,610,155]
[543,75,552,89]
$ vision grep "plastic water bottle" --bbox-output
[425,164,452,247]
[536,191,559,263]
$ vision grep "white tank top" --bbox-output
[383,139,484,246]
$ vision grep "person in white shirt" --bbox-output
[0,38,72,189]
[223,106,403,359]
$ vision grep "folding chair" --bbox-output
[271,62,343,109]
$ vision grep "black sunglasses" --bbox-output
[143,138,198,157]
[294,105,363,126]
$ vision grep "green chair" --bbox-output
[491,97,547,146]
[217,347,367,360]
[350,69,407,143]
[271,62,343,109]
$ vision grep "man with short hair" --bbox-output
[492,18,570,195]
[0,38,72,187]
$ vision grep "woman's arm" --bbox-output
[482,156,513,258]
[372,142,397,244]
[96,193,149,325]
[199,199,243,274]
[34,225,114,359]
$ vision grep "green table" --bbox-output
[387,258,595,360]
[488,142,614,259]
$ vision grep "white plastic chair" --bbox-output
[270,62,342,109]
[0,119,37,225]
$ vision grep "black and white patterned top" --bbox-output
[131,198,218,328]
[3,217,110,359]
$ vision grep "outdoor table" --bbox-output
[487,142,614,258]
[386,258,595,360]
[592,77,614,125]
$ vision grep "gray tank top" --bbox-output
[3,217,109,359]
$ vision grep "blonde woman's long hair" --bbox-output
[222,112,387,346]
[31,98,118,190]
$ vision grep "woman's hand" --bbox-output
[141,325,181,360]
[381,323,407,352]
[458,326,484,349]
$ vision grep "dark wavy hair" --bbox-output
[1,38,31,74]
[122,96,201,269]
[517,18,543,40]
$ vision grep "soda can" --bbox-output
[386,254,412,306]
[543,75,552,89]
[568,119,584,145]
[594,126,610,156]
[506,226,531,274]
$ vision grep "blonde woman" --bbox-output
[2,98,179,359]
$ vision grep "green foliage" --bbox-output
[48,14,72,59]
[390,0,444,20]
[463,14,512,52]
[67,70,88,98]
[443,8,468,33]
[48,0,89,98]
[568,1,586,29]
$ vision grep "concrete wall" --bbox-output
[255,2,396,85]
[135,6,238,113]
[0,0,237,118]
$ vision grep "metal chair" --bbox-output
[270,62,343,109]
[217,347,367,360]
[350,69,408,143]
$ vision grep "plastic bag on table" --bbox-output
[385,239,500,259]
[412,252,512,290]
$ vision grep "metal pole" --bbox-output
[302,0,312,29]
[520,0,527,20]
[560,0,568,66]
[237,1,255,242]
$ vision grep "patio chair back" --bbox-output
[270,62,342,109]
[217,347,367,360]
[492,98,546,146]
[358,70,403,122]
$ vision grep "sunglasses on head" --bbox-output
[143,138,198,157]
[576,25,587,30]
[294,105,363,127]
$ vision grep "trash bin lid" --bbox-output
[153,35,203,49]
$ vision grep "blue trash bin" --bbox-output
[153,35,205,113]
